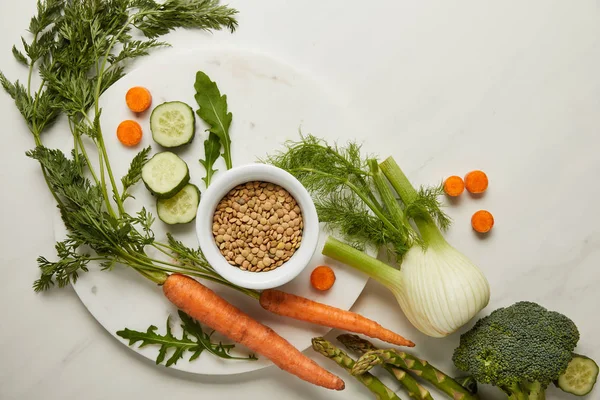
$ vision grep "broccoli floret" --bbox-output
[452,301,580,400]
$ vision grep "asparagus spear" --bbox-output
[312,337,402,400]
[346,340,477,400]
[338,335,434,400]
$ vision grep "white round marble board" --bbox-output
[53,48,376,375]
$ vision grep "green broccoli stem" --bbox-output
[311,338,403,400]
[352,349,478,400]
[505,382,545,400]
[338,335,434,400]
[379,157,446,247]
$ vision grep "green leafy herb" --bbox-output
[121,146,152,202]
[199,132,221,187]
[117,310,257,366]
[194,71,233,174]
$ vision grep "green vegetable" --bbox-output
[347,343,477,400]
[141,151,190,198]
[199,132,221,187]
[337,334,433,400]
[311,337,402,400]
[150,101,196,148]
[117,310,257,366]
[157,184,200,224]
[194,71,233,186]
[1,1,263,299]
[268,136,490,337]
[556,354,598,396]
[452,301,594,400]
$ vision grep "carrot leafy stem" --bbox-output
[117,310,257,366]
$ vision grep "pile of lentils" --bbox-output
[213,181,303,272]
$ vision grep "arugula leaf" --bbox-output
[194,71,233,169]
[199,132,221,187]
[117,311,257,366]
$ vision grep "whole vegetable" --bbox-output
[268,136,491,337]
[452,302,584,399]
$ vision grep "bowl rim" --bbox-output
[195,163,319,290]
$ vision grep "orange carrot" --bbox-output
[471,210,494,233]
[260,289,414,347]
[443,175,465,197]
[116,120,143,147]
[163,274,345,390]
[310,266,336,291]
[125,86,152,112]
[464,170,488,194]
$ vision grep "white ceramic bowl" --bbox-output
[196,164,319,290]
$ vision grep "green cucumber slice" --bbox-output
[150,101,195,148]
[557,354,598,396]
[141,151,189,198]
[157,184,200,224]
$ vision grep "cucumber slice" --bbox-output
[150,101,195,148]
[157,184,200,224]
[557,354,598,396]
[141,151,189,198]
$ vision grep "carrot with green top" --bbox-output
[163,274,345,391]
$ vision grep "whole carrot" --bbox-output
[163,274,345,390]
[260,289,414,347]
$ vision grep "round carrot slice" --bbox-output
[310,266,336,291]
[125,86,152,113]
[117,120,143,147]
[471,210,494,233]
[443,175,465,197]
[464,170,488,194]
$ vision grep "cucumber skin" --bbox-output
[150,101,196,148]
[555,354,599,396]
[142,153,190,199]
[157,184,200,225]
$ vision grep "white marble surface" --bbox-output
[1,1,599,399]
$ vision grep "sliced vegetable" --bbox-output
[471,210,494,233]
[116,119,143,147]
[157,184,200,224]
[310,265,336,291]
[443,175,465,197]
[141,151,189,198]
[464,170,488,194]
[259,289,414,347]
[557,354,598,396]
[150,101,196,148]
[125,86,152,113]
[163,274,345,390]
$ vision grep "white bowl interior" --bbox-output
[196,164,319,289]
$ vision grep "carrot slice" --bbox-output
[471,210,494,233]
[163,274,345,390]
[116,120,143,147]
[310,266,336,291]
[443,176,465,197]
[260,289,414,347]
[125,86,152,113]
[464,170,488,194]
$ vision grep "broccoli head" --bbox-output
[452,301,579,399]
